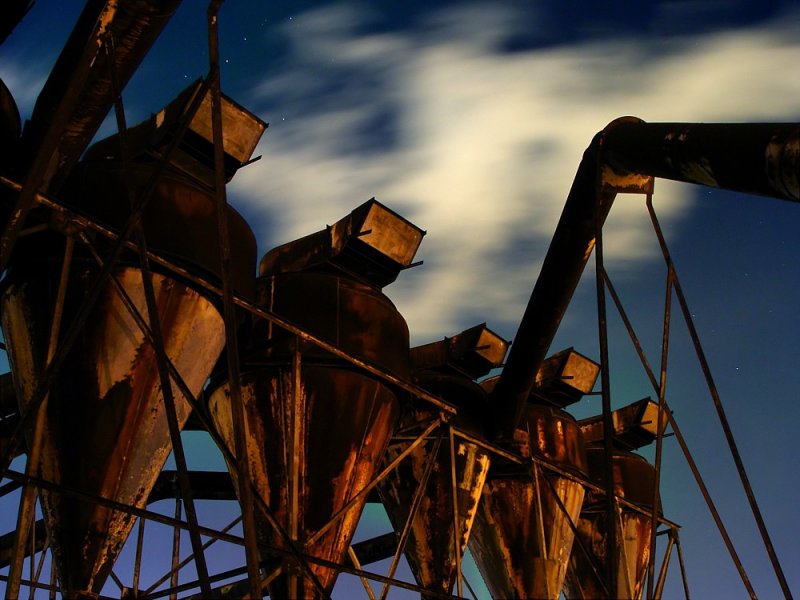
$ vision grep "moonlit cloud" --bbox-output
[229,3,800,342]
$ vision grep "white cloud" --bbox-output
[231,8,800,341]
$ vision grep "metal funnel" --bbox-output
[0,159,256,595]
[378,373,491,597]
[378,324,508,597]
[563,447,658,600]
[2,264,225,595]
[208,271,409,598]
[469,403,588,600]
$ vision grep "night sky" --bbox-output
[2,1,800,598]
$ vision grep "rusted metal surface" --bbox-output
[379,375,491,597]
[564,448,658,600]
[409,323,509,379]
[17,0,183,193]
[579,398,663,450]
[208,270,409,598]
[210,364,399,599]
[84,78,267,187]
[491,118,800,442]
[4,159,236,591]
[0,0,183,274]
[377,325,507,596]
[252,271,412,376]
[603,121,800,202]
[531,348,600,409]
[259,198,426,288]
[470,404,587,600]
[63,161,257,300]
[1,263,224,595]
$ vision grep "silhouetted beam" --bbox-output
[348,532,400,567]
[0,519,45,569]
[0,470,235,569]
[147,470,237,504]
[0,0,181,269]
[602,121,800,202]
[0,0,33,45]
[0,373,22,460]
[491,118,800,440]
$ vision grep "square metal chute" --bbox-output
[328,199,426,287]
[83,79,267,187]
[259,198,425,288]
[579,397,665,450]
[531,347,600,408]
[410,323,509,379]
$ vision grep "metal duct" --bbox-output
[491,118,800,440]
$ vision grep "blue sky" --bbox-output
[2,1,800,598]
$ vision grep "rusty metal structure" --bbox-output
[0,1,798,599]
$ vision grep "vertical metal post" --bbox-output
[654,530,676,600]
[648,253,673,599]
[132,514,146,595]
[448,425,463,599]
[207,2,263,596]
[48,553,57,600]
[5,235,73,600]
[287,340,304,598]
[379,433,443,600]
[170,494,182,600]
[28,494,35,600]
[532,460,552,599]
[646,198,791,599]
[594,188,617,599]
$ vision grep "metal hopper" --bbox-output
[207,199,424,598]
[563,447,659,600]
[1,170,256,596]
[469,351,598,599]
[377,324,509,598]
[0,74,261,595]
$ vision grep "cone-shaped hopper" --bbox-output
[378,373,491,597]
[563,447,658,600]
[377,324,508,597]
[1,163,254,596]
[469,403,588,600]
[208,271,408,598]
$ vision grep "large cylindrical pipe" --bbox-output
[208,271,408,599]
[490,119,800,440]
[563,447,659,600]
[469,402,588,600]
[17,0,183,192]
[602,121,800,202]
